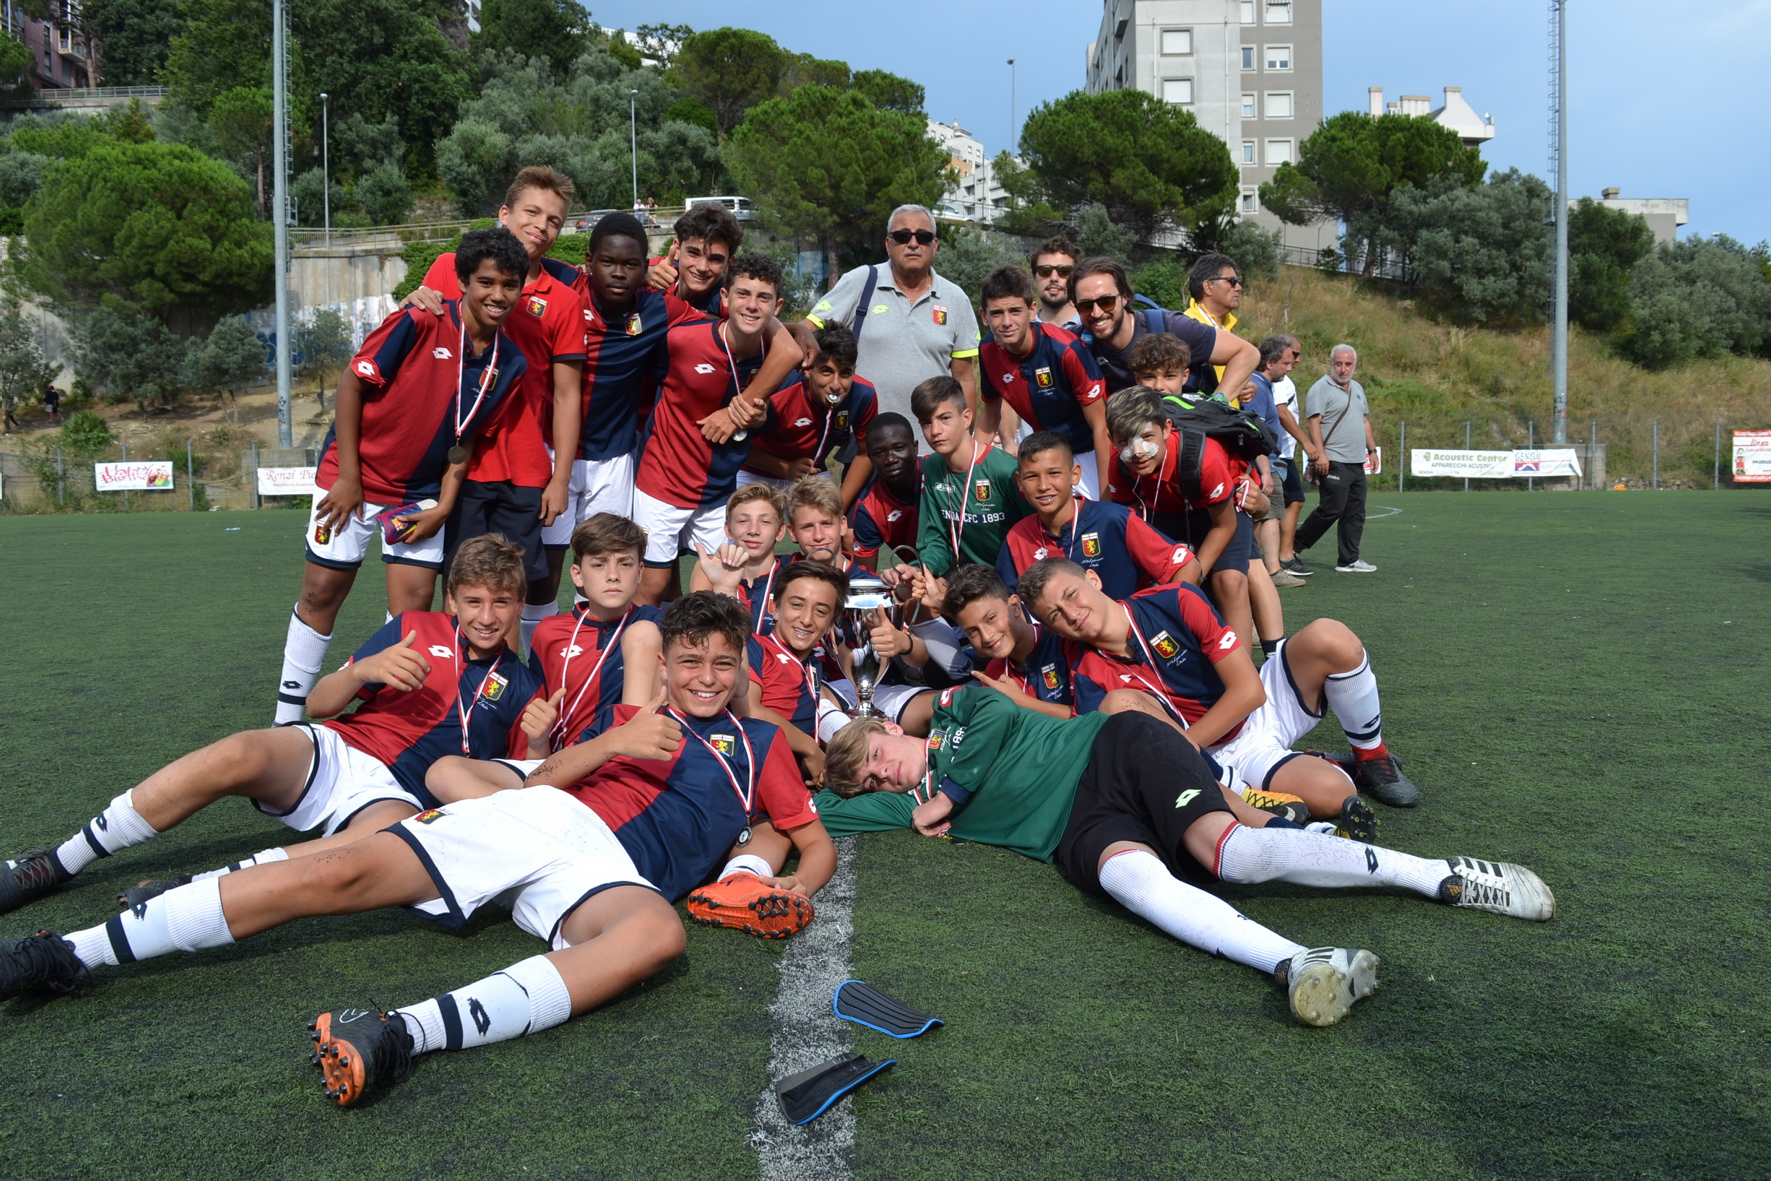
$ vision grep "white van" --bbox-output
[683,195,757,222]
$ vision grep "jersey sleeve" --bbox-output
[420,253,461,298]
[1171,584,1242,661]
[548,293,589,362]
[663,290,712,327]
[976,341,1003,403]
[1061,338,1106,404]
[505,688,545,757]
[746,637,766,687]
[811,787,915,837]
[915,462,958,577]
[947,292,981,360]
[849,385,877,436]
[348,309,420,389]
[1197,438,1235,505]
[1125,513,1193,583]
[994,535,1021,593]
[807,266,866,330]
[927,687,1015,807]
[754,729,818,830]
[850,498,883,560]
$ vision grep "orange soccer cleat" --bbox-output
[686,873,815,939]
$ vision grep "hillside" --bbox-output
[1235,266,1771,489]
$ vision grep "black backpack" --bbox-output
[1159,390,1279,498]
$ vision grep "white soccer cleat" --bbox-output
[1284,946,1380,1028]
[1440,857,1556,921]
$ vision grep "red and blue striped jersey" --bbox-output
[664,283,725,322]
[577,285,706,461]
[324,611,543,804]
[634,320,769,509]
[733,555,786,638]
[849,474,921,564]
[1105,428,1240,516]
[742,373,879,476]
[997,498,1194,602]
[317,304,525,503]
[978,323,1106,455]
[748,632,821,737]
[566,705,815,901]
[982,618,1074,712]
[527,602,665,748]
[420,254,587,487]
[1065,584,1244,738]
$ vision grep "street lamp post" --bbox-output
[1007,59,1017,150]
[320,92,330,243]
[629,89,639,211]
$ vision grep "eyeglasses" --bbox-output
[1074,293,1121,315]
[1034,264,1074,278]
[887,229,937,246]
[1209,274,1244,287]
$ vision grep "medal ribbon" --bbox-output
[451,626,506,755]
[1119,603,1189,729]
[666,707,758,815]
[947,439,985,559]
[453,311,501,454]
[550,605,633,747]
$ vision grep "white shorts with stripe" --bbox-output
[303,494,445,570]
[253,725,423,837]
[541,453,637,547]
[1205,640,1326,791]
[633,487,727,567]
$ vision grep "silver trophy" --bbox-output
[842,570,896,718]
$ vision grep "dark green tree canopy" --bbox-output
[1260,111,1485,227]
[1567,198,1656,332]
[474,0,591,78]
[670,27,788,141]
[852,69,925,116]
[79,0,179,86]
[1622,235,1771,368]
[1374,168,1551,326]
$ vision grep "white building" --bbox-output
[1581,188,1689,246]
[927,119,1012,225]
[1366,86,1494,147]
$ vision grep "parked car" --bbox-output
[683,196,756,223]
[573,209,622,233]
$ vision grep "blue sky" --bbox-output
[596,1,1771,243]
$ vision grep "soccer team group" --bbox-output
[0,168,1556,1108]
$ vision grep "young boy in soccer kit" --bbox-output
[974,266,1112,498]
[738,324,879,506]
[1017,557,1420,822]
[0,536,549,916]
[849,414,922,571]
[272,230,531,726]
[783,475,854,571]
[647,202,745,321]
[0,594,835,1107]
[907,376,1030,579]
[998,431,1197,601]
[744,560,847,783]
[941,563,1074,718]
[690,482,790,635]
[813,687,1553,1028]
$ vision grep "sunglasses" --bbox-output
[1209,275,1244,287]
[887,229,937,246]
[1074,293,1121,315]
[1034,264,1074,278]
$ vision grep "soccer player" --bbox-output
[941,563,1073,718]
[850,413,921,571]
[425,514,663,804]
[0,536,547,915]
[1030,235,1081,329]
[0,594,836,1106]
[738,324,879,507]
[401,167,587,652]
[974,266,1111,498]
[1017,557,1420,815]
[647,202,745,320]
[633,254,803,606]
[1070,256,1258,398]
[814,687,1552,1028]
[689,483,789,635]
[784,475,853,570]
[745,560,847,781]
[272,229,530,726]
[909,375,1030,578]
[999,431,1198,602]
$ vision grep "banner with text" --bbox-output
[257,466,321,497]
[1730,430,1771,483]
[1411,449,1583,478]
[95,461,174,491]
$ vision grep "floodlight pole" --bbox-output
[629,90,639,208]
[1550,0,1569,444]
[320,92,330,244]
[1007,59,1017,148]
[272,0,292,448]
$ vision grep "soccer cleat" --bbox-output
[1333,796,1379,842]
[1440,858,1556,921]
[1241,787,1310,826]
[1283,946,1380,1027]
[685,873,815,939]
[0,850,69,916]
[1351,753,1420,808]
[1335,559,1378,572]
[1270,569,1308,588]
[118,877,192,911]
[308,1007,416,1107]
[1282,557,1314,576]
[0,930,86,1000]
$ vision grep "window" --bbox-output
[1241,191,1259,214]
[1241,140,1256,164]
[1265,139,1294,165]
[58,25,71,53]
[1241,92,1256,118]
[1162,78,1194,105]
[1160,28,1192,56]
[1265,1,1292,23]
[1241,45,1255,70]
[1265,44,1291,70]
[1240,1,1256,23]
[1265,91,1293,119]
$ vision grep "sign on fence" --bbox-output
[94,461,175,490]
[1411,449,1583,478]
[1730,430,1771,483]
[257,466,320,497]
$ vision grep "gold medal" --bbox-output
[447,444,468,466]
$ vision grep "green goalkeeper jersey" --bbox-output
[914,445,1030,576]
[815,687,1110,862]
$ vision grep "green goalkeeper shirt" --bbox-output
[814,687,1111,862]
[915,445,1030,576]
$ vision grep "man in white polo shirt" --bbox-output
[798,205,981,453]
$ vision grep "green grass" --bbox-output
[2,496,1768,1178]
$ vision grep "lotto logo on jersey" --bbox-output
[1033,546,1049,561]
[695,363,717,374]
[1000,371,1016,385]
[711,733,736,755]
[1041,664,1061,689]
[354,360,376,378]
[793,417,813,428]
[932,306,949,325]
[527,295,548,317]
[414,809,448,825]
[559,644,584,659]
[938,687,956,706]
[973,480,993,502]
[583,307,596,324]
[886,509,904,522]
[428,645,454,658]
[1081,533,1101,557]
[433,347,454,360]
[1151,630,1180,660]
[1171,545,1191,566]
[1219,630,1238,651]
[626,312,643,336]
[1035,366,1054,389]
[480,671,509,702]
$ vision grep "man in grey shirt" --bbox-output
[1296,344,1378,572]
[799,205,981,452]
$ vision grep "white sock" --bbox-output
[1214,823,1448,897]
[275,607,332,726]
[1323,651,1383,750]
[1097,849,1304,974]
[191,847,288,882]
[68,877,234,969]
[718,853,773,880]
[519,602,554,655]
[395,954,572,1054]
[815,699,852,746]
[54,790,159,877]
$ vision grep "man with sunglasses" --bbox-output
[1069,257,1260,401]
[802,205,981,451]
[1031,236,1082,330]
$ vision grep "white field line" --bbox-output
[751,835,859,1181]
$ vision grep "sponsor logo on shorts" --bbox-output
[480,671,509,702]
[527,295,548,317]
[932,306,949,325]
[414,809,448,825]
[1035,366,1054,389]
[1081,533,1101,558]
[1174,788,1201,809]
[313,521,333,545]
[433,347,454,360]
[1041,664,1060,689]
[1151,631,1180,660]
[711,733,736,755]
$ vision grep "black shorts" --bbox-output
[1056,712,1235,897]
[1280,458,1306,506]
[1163,506,1253,576]
[445,480,548,583]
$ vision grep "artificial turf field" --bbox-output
[0,492,1766,1180]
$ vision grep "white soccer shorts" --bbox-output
[542,452,637,547]
[254,725,423,836]
[389,787,657,950]
[1206,640,1327,791]
[303,493,445,570]
[490,757,546,780]
[633,487,728,567]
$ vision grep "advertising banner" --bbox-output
[1730,430,1771,483]
[94,461,175,491]
[257,466,321,497]
[1411,449,1583,478]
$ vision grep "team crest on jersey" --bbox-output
[414,809,448,825]
[626,312,643,336]
[527,295,548,317]
[927,728,945,750]
[1081,533,1101,557]
[932,306,949,325]
[480,671,509,701]
[1041,664,1061,689]
[1151,631,1180,660]
[711,733,736,756]
[835,411,850,430]
[974,480,993,502]
[1035,366,1054,388]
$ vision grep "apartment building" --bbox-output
[4,1,98,90]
